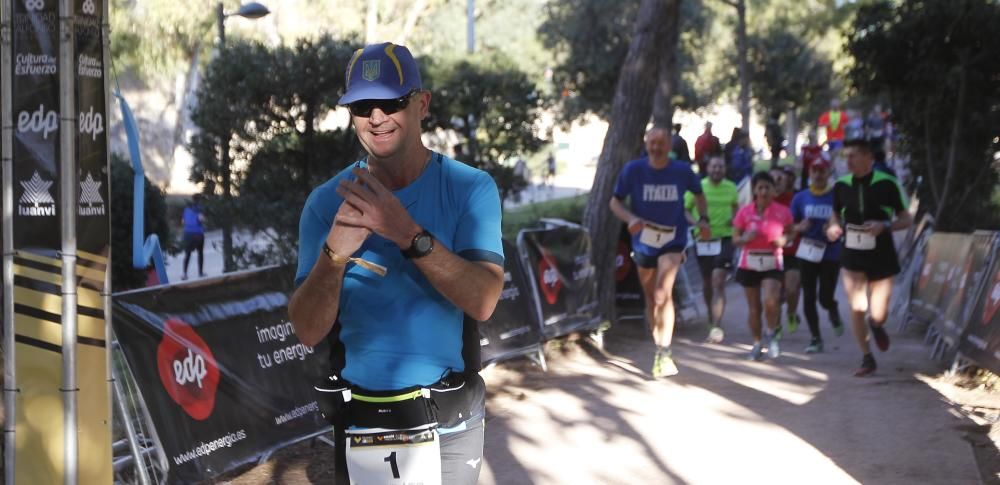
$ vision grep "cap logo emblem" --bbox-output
[362,60,380,81]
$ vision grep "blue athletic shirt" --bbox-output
[613,157,702,255]
[790,187,841,261]
[295,152,504,391]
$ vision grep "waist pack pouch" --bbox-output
[314,374,351,426]
[428,371,485,428]
[347,386,439,430]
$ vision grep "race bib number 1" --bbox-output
[639,223,676,249]
[696,239,722,256]
[346,427,442,485]
[796,238,827,263]
[845,224,876,250]
[745,249,778,272]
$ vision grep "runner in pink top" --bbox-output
[732,172,793,361]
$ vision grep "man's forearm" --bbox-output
[609,197,635,224]
[288,259,346,347]
[412,244,504,322]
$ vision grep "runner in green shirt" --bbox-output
[685,156,739,342]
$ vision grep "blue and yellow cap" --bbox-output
[339,42,422,105]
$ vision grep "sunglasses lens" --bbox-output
[349,92,413,118]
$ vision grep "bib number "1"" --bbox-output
[845,224,876,250]
[639,223,676,249]
[346,427,442,485]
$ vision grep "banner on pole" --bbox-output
[11,0,65,482]
[518,223,601,339]
[477,239,543,364]
[112,267,330,483]
[939,232,999,346]
[910,233,971,327]
[74,0,112,482]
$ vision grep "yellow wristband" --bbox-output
[322,243,387,277]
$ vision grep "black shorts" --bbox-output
[632,246,685,269]
[783,254,800,271]
[696,237,734,274]
[735,268,784,287]
[839,238,900,281]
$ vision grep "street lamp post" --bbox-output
[213,2,269,272]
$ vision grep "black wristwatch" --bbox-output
[402,230,434,259]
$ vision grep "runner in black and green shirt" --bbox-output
[825,139,912,377]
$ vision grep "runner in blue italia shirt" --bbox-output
[289,43,503,485]
[610,127,709,378]
[790,160,844,354]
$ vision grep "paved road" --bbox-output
[479,282,982,485]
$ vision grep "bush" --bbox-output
[110,154,174,291]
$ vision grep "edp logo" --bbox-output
[17,105,58,139]
[173,348,208,389]
[79,106,104,140]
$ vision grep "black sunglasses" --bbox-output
[348,90,418,118]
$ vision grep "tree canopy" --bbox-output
[847,0,1000,230]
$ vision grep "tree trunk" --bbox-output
[934,57,968,222]
[396,0,428,45]
[735,0,750,132]
[785,107,798,158]
[583,0,671,325]
[168,47,201,191]
[366,0,378,44]
[652,0,681,128]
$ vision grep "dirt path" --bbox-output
[479,283,986,485]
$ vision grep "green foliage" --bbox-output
[502,194,588,240]
[189,35,363,269]
[539,0,712,122]
[747,26,834,120]
[109,0,217,79]
[110,155,174,292]
[424,53,544,163]
[847,0,1000,231]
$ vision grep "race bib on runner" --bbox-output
[744,249,778,272]
[346,426,442,485]
[845,224,876,250]
[639,222,676,249]
[796,238,827,263]
[696,239,722,256]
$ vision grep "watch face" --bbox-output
[415,234,433,253]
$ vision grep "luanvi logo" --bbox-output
[18,171,56,217]
[23,0,44,11]
[157,318,220,421]
[78,172,105,216]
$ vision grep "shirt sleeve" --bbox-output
[885,179,908,213]
[790,193,804,222]
[454,171,504,266]
[832,182,845,216]
[684,191,695,213]
[295,191,330,287]
[613,162,632,200]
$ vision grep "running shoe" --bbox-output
[830,311,845,337]
[706,326,725,344]
[768,336,781,359]
[805,339,824,354]
[652,350,679,378]
[854,353,877,377]
[787,313,800,334]
[748,342,763,361]
[870,321,890,352]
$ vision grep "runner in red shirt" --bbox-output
[799,128,830,189]
[818,98,848,152]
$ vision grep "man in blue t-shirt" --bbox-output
[289,43,503,484]
[181,194,205,280]
[610,127,709,378]
[790,160,844,354]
